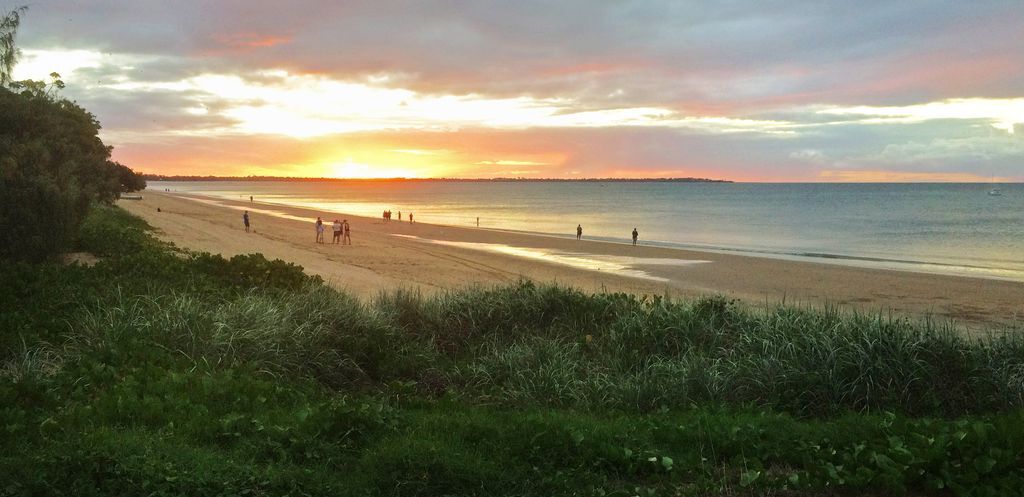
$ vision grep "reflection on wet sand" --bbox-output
[187,197,314,223]
[393,234,710,282]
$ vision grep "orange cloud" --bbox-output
[211,33,292,49]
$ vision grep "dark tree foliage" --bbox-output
[111,161,146,192]
[0,6,147,261]
[0,86,126,261]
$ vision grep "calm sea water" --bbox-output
[149,181,1024,281]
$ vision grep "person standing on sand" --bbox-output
[576,224,583,240]
[243,211,250,233]
[632,227,638,246]
[398,211,402,221]
[409,213,414,224]
[343,220,351,245]
[315,217,325,244]
[332,219,342,244]
[249,195,253,203]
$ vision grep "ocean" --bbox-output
[148,181,1024,282]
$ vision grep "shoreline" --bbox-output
[150,183,1024,284]
[119,191,1024,330]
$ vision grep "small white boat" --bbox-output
[987,176,1003,196]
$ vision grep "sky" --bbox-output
[9,0,1024,181]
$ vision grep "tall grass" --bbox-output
[0,343,62,383]
[63,280,1024,417]
[373,283,1024,416]
[71,285,441,388]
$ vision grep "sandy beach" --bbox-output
[119,191,1023,330]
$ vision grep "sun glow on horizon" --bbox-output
[323,159,421,179]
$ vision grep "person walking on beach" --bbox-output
[315,217,325,244]
[632,227,638,246]
[576,224,583,240]
[343,219,351,245]
[409,213,414,224]
[249,195,253,203]
[332,219,342,244]
[398,211,402,221]
[243,211,250,233]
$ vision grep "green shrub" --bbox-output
[190,252,322,291]
[0,87,123,261]
[75,203,156,256]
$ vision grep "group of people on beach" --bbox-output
[315,217,351,244]
[244,203,640,250]
[576,224,640,246]
[242,210,353,245]
[382,210,414,223]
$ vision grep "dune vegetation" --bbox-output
[2,204,1023,496]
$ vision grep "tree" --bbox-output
[111,161,147,192]
[0,6,148,260]
[0,87,120,260]
[1,6,27,87]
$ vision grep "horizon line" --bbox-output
[141,174,1024,184]
[142,175,733,183]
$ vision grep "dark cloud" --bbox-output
[18,1,1023,105]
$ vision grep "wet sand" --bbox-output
[118,191,1024,330]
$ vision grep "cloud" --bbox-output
[869,135,1024,165]
[13,49,104,80]
[12,1,1024,180]
[78,69,800,139]
[210,33,292,50]
[789,149,829,164]
[817,98,1024,133]
[475,160,551,166]
[389,149,447,156]
[18,1,1023,104]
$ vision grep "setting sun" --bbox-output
[322,159,420,179]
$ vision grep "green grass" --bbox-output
[53,277,1024,417]
[2,204,1023,496]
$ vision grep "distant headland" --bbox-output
[143,175,733,183]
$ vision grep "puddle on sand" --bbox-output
[393,235,709,282]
